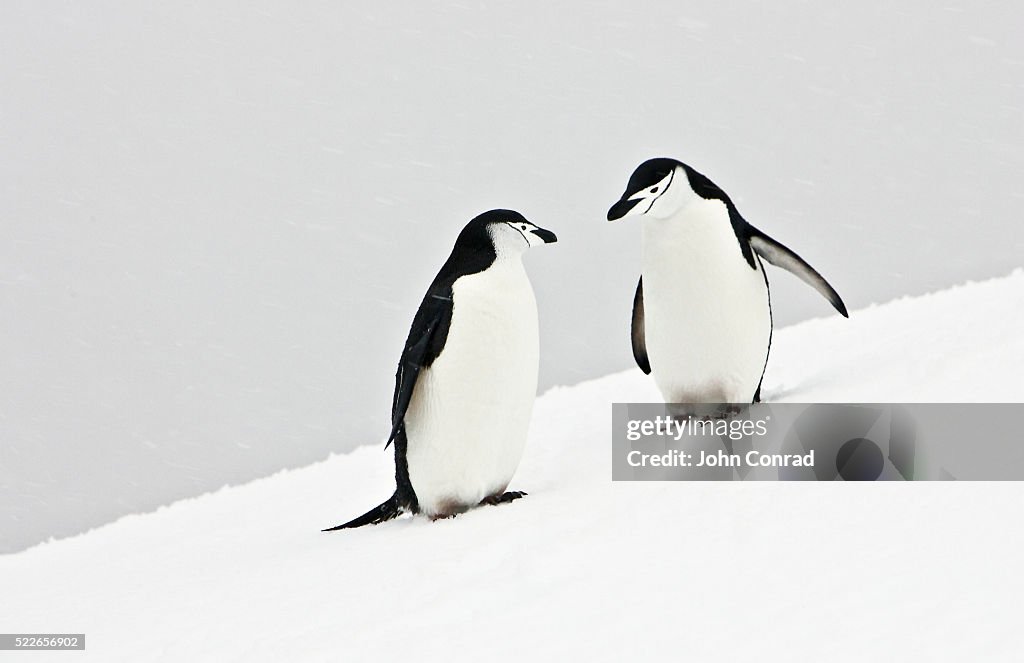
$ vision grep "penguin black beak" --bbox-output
[607,197,641,221]
[530,228,558,244]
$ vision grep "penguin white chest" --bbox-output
[404,257,539,517]
[641,199,772,402]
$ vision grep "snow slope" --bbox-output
[2,273,1023,662]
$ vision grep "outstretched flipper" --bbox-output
[631,277,651,374]
[747,229,848,317]
[322,492,404,531]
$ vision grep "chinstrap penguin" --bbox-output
[607,158,847,403]
[325,209,557,530]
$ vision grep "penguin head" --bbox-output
[462,209,557,254]
[607,158,693,222]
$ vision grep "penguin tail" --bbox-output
[322,492,404,531]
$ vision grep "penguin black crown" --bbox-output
[325,209,557,530]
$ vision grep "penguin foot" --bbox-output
[479,491,528,506]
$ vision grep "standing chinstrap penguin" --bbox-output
[325,210,557,530]
[607,158,848,403]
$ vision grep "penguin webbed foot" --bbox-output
[479,491,528,507]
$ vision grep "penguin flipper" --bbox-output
[385,288,454,448]
[322,492,404,531]
[631,277,651,374]
[747,230,849,318]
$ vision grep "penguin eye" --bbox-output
[650,187,659,194]
[520,224,527,230]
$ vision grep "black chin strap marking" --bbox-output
[507,222,531,248]
[641,168,674,215]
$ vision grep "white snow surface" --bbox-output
[2,272,1023,661]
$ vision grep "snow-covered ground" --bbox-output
[2,272,1022,661]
